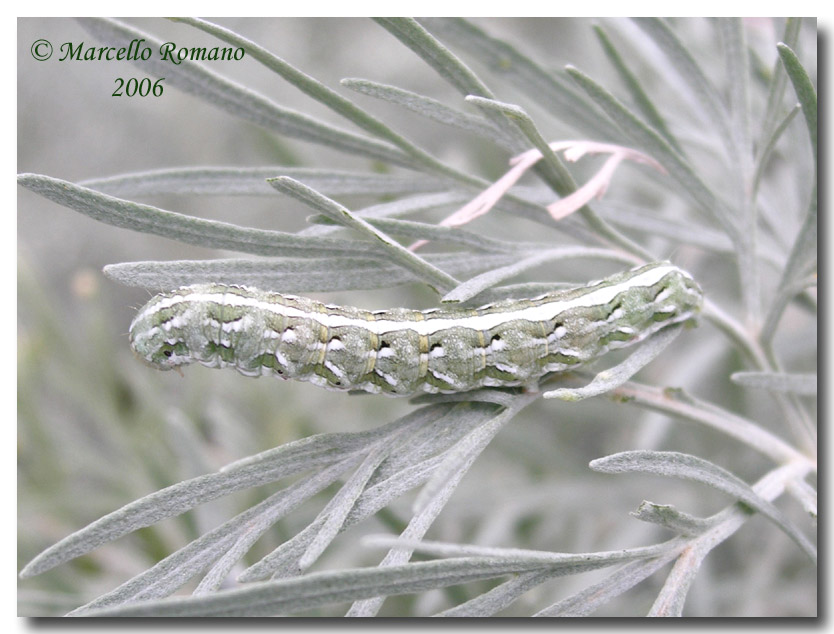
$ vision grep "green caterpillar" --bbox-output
[129,262,703,396]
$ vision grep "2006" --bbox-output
[113,77,165,97]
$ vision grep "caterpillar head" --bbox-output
[129,292,196,371]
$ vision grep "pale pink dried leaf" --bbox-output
[547,154,625,220]
[413,140,665,250]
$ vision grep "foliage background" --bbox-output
[17,17,816,616]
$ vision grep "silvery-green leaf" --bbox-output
[412,394,534,515]
[18,174,375,258]
[442,247,636,303]
[298,191,473,237]
[364,535,674,564]
[72,558,554,617]
[341,217,528,253]
[632,18,734,152]
[81,167,450,198]
[239,403,503,582]
[762,193,817,344]
[753,105,801,198]
[631,501,715,536]
[76,18,412,167]
[70,458,359,614]
[594,200,735,255]
[175,17,481,184]
[731,371,816,395]
[20,415,425,579]
[647,553,699,617]
[787,479,817,520]
[719,18,753,178]
[564,65,733,237]
[461,96,579,198]
[103,252,521,293]
[374,18,526,153]
[362,537,679,615]
[544,325,682,401]
[347,406,525,616]
[589,451,816,562]
[268,176,460,293]
[298,440,397,571]
[759,18,802,144]
[534,556,676,616]
[444,532,688,618]
[777,42,817,160]
[193,456,366,596]
[593,25,683,153]
[436,570,556,616]
[417,18,623,142]
[609,382,806,466]
[237,459,446,581]
[341,77,511,146]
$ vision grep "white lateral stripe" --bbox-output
[134,265,684,337]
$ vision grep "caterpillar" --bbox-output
[129,262,703,396]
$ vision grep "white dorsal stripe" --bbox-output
[135,264,684,337]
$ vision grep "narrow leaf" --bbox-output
[392,535,676,617]
[647,551,701,616]
[564,66,731,236]
[719,18,759,324]
[436,570,555,617]
[731,371,816,395]
[594,201,737,256]
[719,18,753,178]
[174,17,470,182]
[610,382,808,466]
[442,248,636,304]
[462,96,578,196]
[298,191,476,237]
[535,555,676,616]
[593,25,682,153]
[74,558,553,617]
[298,441,395,570]
[82,167,450,198]
[18,174,373,258]
[341,77,509,145]
[759,18,802,146]
[194,457,362,595]
[268,176,460,292]
[631,501,714,536]
[76,18,411,167]
[777,42,817,160]
[589,451,816,562]
[632,18,734,152]
[762,193,817,344]
[20,415,427,578]
[239,403,504,582]
[352,217,525,253]
[752,105,801,198]
[365,535,674,566]
[374,18,526,153]
[544,325,682,401]
[103,252,520,294]
[70,458,358,613]
[348,396,535,617]
[782,191,818,283]
[413,395,533,514]
[417,18,624,141]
